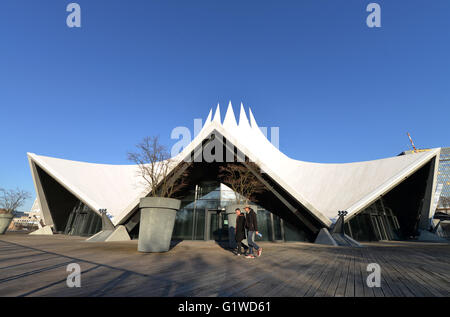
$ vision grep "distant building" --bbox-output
[436,147,450,214]
[8,199,43,231]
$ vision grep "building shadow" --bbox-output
[169,239,184,250]
[213,240,250,255]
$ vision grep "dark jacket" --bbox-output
[245,209,258,232]
[235,214,246,242]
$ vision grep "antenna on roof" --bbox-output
[407,132,417,153]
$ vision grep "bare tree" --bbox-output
[0,188,31,214]
[128,136,190,198]
[219,162,266,205]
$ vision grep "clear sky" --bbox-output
[1,0,449,211]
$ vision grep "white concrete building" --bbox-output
[27,104,441,242]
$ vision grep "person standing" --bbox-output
[244,206,262,258]
[234,208,247,256]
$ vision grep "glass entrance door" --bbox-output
[206,209,228,242]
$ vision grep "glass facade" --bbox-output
[172,181,308,242]
[64,202,102,236]
[173,181,224,240]
[437,147,450,211]
[255,210,273,242]
[36,164,102,236]
[345,197,400,241]
[345,158,434,241]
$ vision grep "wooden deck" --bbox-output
[0,232,449,297]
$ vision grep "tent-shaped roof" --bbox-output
[28,104,440,227]
[28,153,146,225]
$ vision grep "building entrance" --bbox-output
[205,209,229,242]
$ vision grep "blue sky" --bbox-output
[1,0,449,211]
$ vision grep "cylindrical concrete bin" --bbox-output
[225,204,257,249]
[138,197,181,253]
[0,214,13,235]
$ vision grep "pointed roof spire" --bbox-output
[204,108,212,127]
[238,102,251,130]
[249,107,259,129]
[223,101,238,129]
[213,103,221,124]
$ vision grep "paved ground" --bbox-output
[0,232,449,297]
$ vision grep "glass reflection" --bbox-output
[172,181,308,242]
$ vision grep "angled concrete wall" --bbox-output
[28,158,54,227]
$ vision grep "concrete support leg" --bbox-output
[29,225,53,235]
[314,228,338,246]
[105,225,131,242]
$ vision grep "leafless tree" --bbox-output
[0,188,31,214]
[219,161,266,205]
[128,136,190,198]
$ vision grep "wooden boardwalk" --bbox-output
[0,232,449,297]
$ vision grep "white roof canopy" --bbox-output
[28,104,440,228]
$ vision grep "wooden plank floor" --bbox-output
[0,232,449,297]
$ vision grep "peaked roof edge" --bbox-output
[28,152,149,227]
[27,153,103,218]
[344,148,441,223]
[27,107,442,231]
